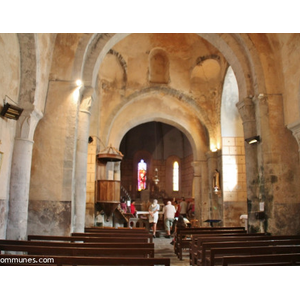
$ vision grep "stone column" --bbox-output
[73,90,94,233]
[191,160,208,225]
[6,109,43,240]
[236,97,259,232]
[254,94,300,235]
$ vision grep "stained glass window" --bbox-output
[173,161,179,191]
[138,159,147,191]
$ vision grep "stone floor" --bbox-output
[152,231,190,266]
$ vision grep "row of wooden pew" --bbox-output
[0,227,170,266]
[174,226,300,266]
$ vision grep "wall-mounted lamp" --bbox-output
[76,79,83,87]
[245,135,260,145]
[0,102,24,120]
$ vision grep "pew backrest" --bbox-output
[221,253,300,266]
[209,245,300,266]
[0,239,154,249]
[71,232,153,243]
[0,244,155,258]
[28,235,150,243]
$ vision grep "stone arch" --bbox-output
[108,49,127,88]
[74,33,284,107]
[77,34,252,98]
[106,94,209,161]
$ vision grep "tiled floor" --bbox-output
[153,232,190,266]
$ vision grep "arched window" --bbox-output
[138,159,147,191]
[173,161,179,191]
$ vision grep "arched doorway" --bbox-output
[119,121,194,204]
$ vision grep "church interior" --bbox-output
[1,31,300,277]
[2,0,300,295]
[1,32,300,239]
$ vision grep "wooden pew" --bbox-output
[0,254,170,266]
[0,244,154,258]
[0,239,154,250]
[189,233,265,265]
[28,235,150,243]
[221,253,300,266]
[208,245,300,266]
[71,232,153,243]
[201,239,300,265]
[195,235,300,265]
[175,228,247,260]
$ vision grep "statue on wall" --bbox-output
[213,169,220,194]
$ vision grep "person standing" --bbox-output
[179,197,187,218]
[130,200,137,217]
[120,197,127,213]
[174,200,180,218]
[148,199,160,238]
[162,200,176,238]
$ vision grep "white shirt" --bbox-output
[180,201,187,214]
[163,204,176,219]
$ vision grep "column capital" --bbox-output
[80,95,93,114]
[236,96,255,123]
[191,160,205,177]
[205,150,219,160]
[80,86,94,114]
[16,108,43,141]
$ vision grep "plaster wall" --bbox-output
[0,33,20,238]
[28,81,80,235]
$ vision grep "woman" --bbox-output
[148,199,160,238]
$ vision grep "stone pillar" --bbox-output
[7,109,43,240]
[73,91,94,233]
[236,97,259,232]
[191,160,208,225]
[254,94,300,235]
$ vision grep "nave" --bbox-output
[153,232,189,266]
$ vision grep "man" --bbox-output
[179,197,187,218]
[162,201,176,238]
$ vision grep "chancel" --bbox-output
[1,33,300,267]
